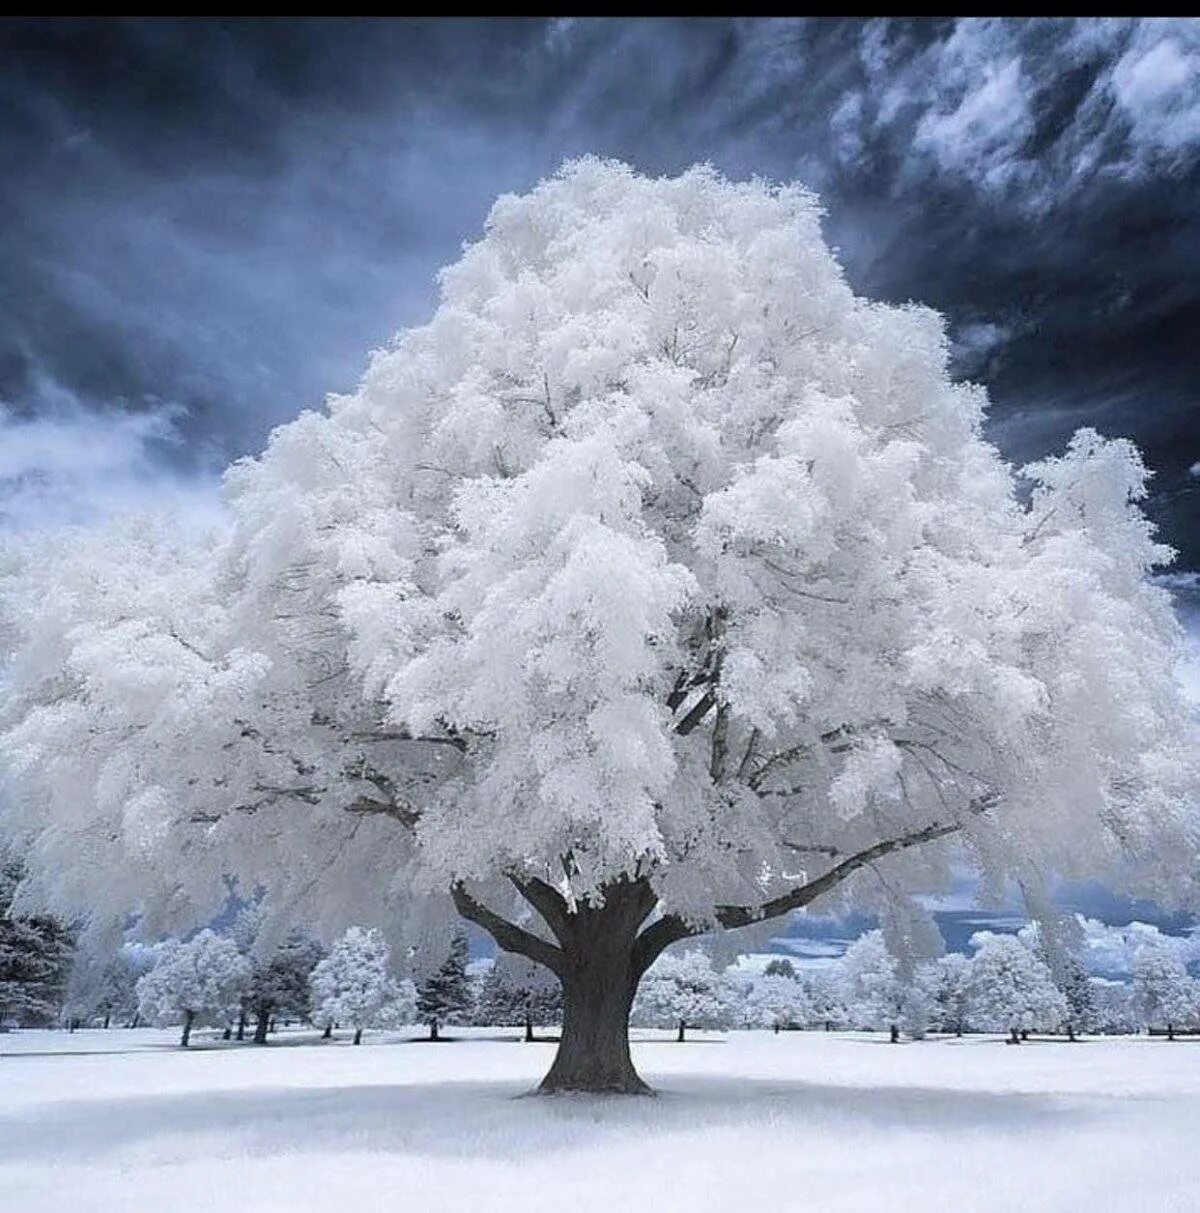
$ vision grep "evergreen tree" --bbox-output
[0,861,73,1027]
[417,932,473,1040]
[474,952,562,1037]
[763,958,797,980]
[246,932,325,1044]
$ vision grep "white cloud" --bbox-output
[0,386,222,533]
[844,18,1200,210]
[1111,33,1200,158]
[914,56,1033,193]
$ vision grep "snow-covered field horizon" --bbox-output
[5,1027,1199,1212]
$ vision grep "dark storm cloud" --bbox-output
[1,18,1198,556]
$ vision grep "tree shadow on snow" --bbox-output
[0,1072,1094,1167]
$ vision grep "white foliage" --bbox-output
[1,160,1196,954]
[965,933,1068,1033]
[135,930,249,1029]
[838,930,905,1029]
[1130,942,1199,1030]
[735,971,814,1030]
[309,927,396,1033]
[632,949,734,1030]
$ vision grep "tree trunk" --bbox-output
[890,1024,900,1043]
[236,1010,247,1042]
[1067,1023,1076,1042]
[428,1018,439,1041]
[1168,1022,1176,1041]
[181,1009,195,1048]
[353,1026,363,1045]
[1009,1027,1020,1045]
[524,1013,534,1043]
[538,884,653,1095]
[254,1006,270,1045]
[222,1026,231,1040]
[677,1019,686,1043]
[103,1014,110,1030]
[322,1023,332,1039]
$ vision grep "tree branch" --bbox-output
[632,796,994,972]
[450,883,566,976]
[507,874,573,943]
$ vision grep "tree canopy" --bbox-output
[1,159,1196,1090]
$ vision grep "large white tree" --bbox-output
[2,160,1197,1092]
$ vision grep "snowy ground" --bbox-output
[4,1027,1200,1212]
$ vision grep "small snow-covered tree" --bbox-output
[0,860,73,1027]
[1089,979,1139,1034]
[966,933,1068,1041]
[63,944,148,1029]
[736,970,813,1031]
[838,931,904,1036]
[245,932,325,1044]
[633,948,734,1040]
[1131,943,1197,1037]
[309,926,395,1045]
[921,953,972,1036]
[136,930,249,1046]
[4,160,1197,1093]
[802,970,845,1030]
[1017,918,1094,1038]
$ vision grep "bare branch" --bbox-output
[451,883,566,976]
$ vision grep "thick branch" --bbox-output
[633,798,992,973]
[450,883,566,977]
[714,815,966,929]
[508,874,574,943]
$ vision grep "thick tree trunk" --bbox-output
[1009,1027,1020,1045]
[539,883,654,1095]
[353,1026,363,1045]
[677,1019,686,1043]
[322,1023,332,1039]
[428,1018,439,1042]
[181,1009,195,1048]
[890,1024,900,1043]
[103,1014,110,1030]
[254,1006,270,1045]
[236,1010,247,1042]
[524,1013,534,1043]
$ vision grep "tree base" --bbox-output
[538,1070,653,1096]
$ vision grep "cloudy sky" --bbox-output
[2,17,1199,560]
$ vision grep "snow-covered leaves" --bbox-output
[1,159,1196,950]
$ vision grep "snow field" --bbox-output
[3,1027,1199,1212]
